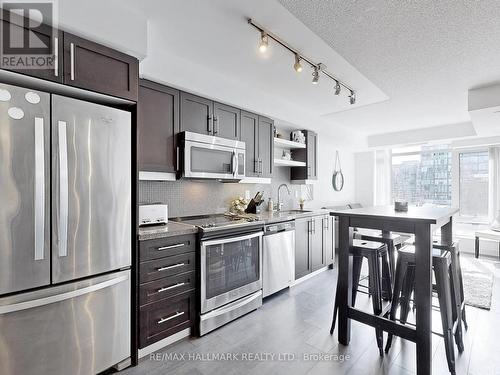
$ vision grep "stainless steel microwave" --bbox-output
[179,131,246,181]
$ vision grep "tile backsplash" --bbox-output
[139,167,313,217]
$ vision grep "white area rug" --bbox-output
[461,257,494,310]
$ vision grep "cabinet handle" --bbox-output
[158,282,185,293]
[157,263,185,272]
[158,311,184,324]
[213,116,219,134]
[157,243,184,251]
[259,159,263,174]
[70,42,75,80]
[254,159,259,174]
[54,37,58,76]
[207,116,213,134]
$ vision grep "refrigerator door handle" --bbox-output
[58,120,69,257]
[0,274,129,315]
[34,117,45,261]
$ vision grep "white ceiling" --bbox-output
[278,0,500,136]
[123,0,394,146]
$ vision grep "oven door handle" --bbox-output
[201,230,263,247]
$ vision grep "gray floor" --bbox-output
[122,255,500,375]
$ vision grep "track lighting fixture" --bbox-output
[334,81,341,95]
[293,54,303,73]
[248,18,356,105]
[349,91,356,105]
[312,65,319,84]
[258,31,268,53]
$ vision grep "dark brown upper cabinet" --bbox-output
[180,92,240,140]
[180,92,214,135]
[213,102,240,140]
[240,111,259,177]
[258,115,274,178]
[63,33,139,101]
[240,112,274,178]
[0,11,63,83]
[137,80,179,174]
[291,130,318,182]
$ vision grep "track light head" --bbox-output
[258,31,268,53]
[349,91,356,105]
[293,54,303,73]
[334,81,341,95]
[312,66,320,84]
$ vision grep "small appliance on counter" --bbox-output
[139,204,168,226]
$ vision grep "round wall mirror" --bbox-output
[332,151,344,191]
[332,170,344,191]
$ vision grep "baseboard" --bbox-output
[138,328,191,359]
[291,265,331,286]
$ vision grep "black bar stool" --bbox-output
[385,245,464,375]
[330,239,392,356]
[355,229,404,284]
[405,237,468,332]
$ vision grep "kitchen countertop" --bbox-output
[244,209,331,224]
[138,221,198,241]
[138,209,332,240]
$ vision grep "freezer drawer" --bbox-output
[0,270,131,375]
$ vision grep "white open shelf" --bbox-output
[274,158,306,167]
[273,137,306,149]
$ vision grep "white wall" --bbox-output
[354,151,375,206]
[307,135,356,209]
[57,0,148,58]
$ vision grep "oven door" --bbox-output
[201,231,263,313]
[183,140,245,180]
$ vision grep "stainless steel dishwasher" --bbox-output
[263,220,295,297]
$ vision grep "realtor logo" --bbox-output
[0,1,57,69]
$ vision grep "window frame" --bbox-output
[451,147,489,224]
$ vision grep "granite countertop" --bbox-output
[245,209,331,224]
[138,221,198,241]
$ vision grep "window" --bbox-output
[391,144,452,206]
[458,150,489,222]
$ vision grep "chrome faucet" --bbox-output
[277,183,291,211]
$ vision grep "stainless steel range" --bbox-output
[173,214,264,335]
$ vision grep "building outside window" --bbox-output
[458,150,489,222]
[391,144,452,206]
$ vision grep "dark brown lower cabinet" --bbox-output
[138,234,197,349]
[310,215,325,271]
[324,216,335,265]
[295,214,334,280]
[295,218,311,279]
[140,291,195,348]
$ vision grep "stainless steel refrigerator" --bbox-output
[0,82,132,375]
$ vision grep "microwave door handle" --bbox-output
[232,150,237,176]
